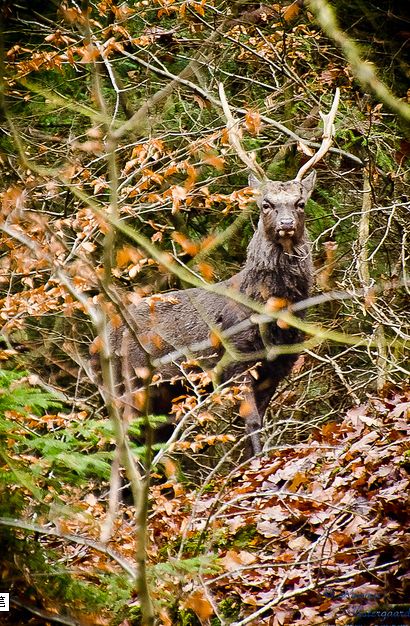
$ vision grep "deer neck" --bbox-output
[239,222,313,303]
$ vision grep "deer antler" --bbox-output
[218,83,266,181]
[294,88,340,182]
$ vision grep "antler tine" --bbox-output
[218,83,266,181]
[294,88,340,182]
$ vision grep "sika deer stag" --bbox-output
[94,89,340,457]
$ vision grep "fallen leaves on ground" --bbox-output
[147,389,410,624]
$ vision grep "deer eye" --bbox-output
[262,201,273,211]
[297,201,305,210]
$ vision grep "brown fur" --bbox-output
[94,171,317,456]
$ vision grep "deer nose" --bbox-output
[279,218,295,230]
[277,218,295,238]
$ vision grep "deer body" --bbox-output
[103,171,316,456]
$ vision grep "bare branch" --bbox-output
[231,557,404,626]
[113,43,218,140]
[308,0,410,123]
[294,87,340,181]
[0,517,137,579]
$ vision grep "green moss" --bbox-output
[231,524,258,549]
[218,595,242,620]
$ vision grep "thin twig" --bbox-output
[11,599,79,626]
[231,558,406,625]
[113,34,219,140]
[308,0,410,123]
[0,517,137,578]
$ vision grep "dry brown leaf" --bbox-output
[257,520,281,538]
[245,109,261,136]
[209,330,221,348]
[282,0,301,22]
[265,297,288,312]
[163,457,178,479]
[183,588,214,621]
[78,44,100,63]
[222,550,256,572]
[116,246,141,267]
[172,232,199,256]
[277,317,289,329]
[203,153,225,171]
[239,399,253,418]
[170,185,187,213]
[193,94,211,110]
[158,609,173,626]
[197,262,214,281]
[133,390,147,411]
[89,336,102,355]
[84,493,97,507]
[1,185,26,217]
[261,505,288,521]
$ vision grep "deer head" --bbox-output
[218,85,339,238]
[248,171,317,248]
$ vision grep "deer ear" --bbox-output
[248,172,261,189]
[301,170,317,195]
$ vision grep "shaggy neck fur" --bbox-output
[239,219,313,304]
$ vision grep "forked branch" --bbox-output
[218,83,266,181]
[294,88,340,181]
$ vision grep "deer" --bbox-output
[93,89,340,458]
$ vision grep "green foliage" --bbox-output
[0,369,62,415]
[375,146,396,172]
[152,555,221,579]
[177,611,201,626]
[159,529,205,557]
[266,159,293,181]
[0,369,61,499]
[306,197,337,240]
[1,0,409,623]
[128,413,169,436]
[230,524,258,549]
[32,556,113,611]
[0,367,140,621]
[218,596,241,620]
[0,525,133,620]
[0,371,112,486]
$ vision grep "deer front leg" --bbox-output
[240,382,263,456]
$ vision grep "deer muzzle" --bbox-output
[277,218,295,238]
